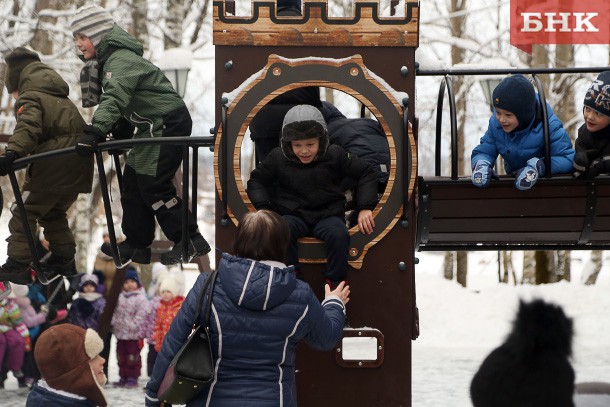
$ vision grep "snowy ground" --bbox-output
[2,252,610,406]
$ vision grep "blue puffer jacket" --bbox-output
[146,254,346,407]
[471,98,575,175]
[26,382,96,406]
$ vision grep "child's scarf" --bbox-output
[80,60,101,107]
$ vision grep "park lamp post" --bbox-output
[452,60,508,112]
[158,48,193,98]
[478,75,503,112]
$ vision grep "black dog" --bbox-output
[470,299,575,407]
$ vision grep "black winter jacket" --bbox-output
[573,123,610,177]
[247,145,378,225]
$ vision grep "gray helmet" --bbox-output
[280,104,329,162]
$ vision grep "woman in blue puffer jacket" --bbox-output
[145,210,349,407]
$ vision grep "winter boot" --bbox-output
[101,241,151,265]
[160,235,211,265]
[40,253,77,278]
[0,258,34,285]
[124,377,138,389]
[113,377,127,388]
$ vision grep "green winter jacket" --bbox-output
[92,25,187,176]
[9,62,93,193]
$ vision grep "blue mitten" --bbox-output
[515,157,545,191]
[471,160,494,188]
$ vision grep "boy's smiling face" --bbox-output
[495,107,519,133]
[74,33,96,60]
[584,106,610,133]
[291,137,320,164]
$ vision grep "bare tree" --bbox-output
[583,250,602,285]
[448,0,468,288]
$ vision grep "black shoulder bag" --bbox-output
[158,270,218,405]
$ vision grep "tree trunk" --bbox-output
[443,252,453,280]
[534,250,555,284]
[502,251,517,286]
[583,250,602,285]
[554,250,571,282]
[448,0,468,286]
[132,0,149,48]
[72,194,91,274]
[165,0,183,48]
[456,251,467,287]
[30,0,57,54]
[522,251,536,284]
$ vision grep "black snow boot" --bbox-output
[0,258,33,285]
[160,235,211,265]
[101,241,151,265]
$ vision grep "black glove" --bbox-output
[45,305,57,322]
[0,150,19,176]
[76,125,106,157]
[111,117,135,140]
[588,158,610,179]
[573,151,589,172]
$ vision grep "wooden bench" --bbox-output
[416,175,610,251]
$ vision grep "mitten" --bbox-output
[24,336,31,352]
[108,118,135,155]
[573,151,589,174]
[587,158,610,179]
[515,157,545,191]
[0,150,19,176]
[111,117,136,140]
[471,160,494,188]
[76,125,106,157]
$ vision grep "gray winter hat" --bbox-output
[280,104,329,161]
[281,104,327,140]
[70,5,114,47]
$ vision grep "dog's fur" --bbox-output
[470,299,575,407]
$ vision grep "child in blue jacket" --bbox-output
[471,74,574,190]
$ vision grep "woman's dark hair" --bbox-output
[233,210,290,262]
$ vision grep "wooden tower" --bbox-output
[213,1,420,405]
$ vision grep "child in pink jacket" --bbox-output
[110,268,149,388]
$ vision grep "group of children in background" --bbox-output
[0,261,186,396]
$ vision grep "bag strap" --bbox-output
[192,271,218,329]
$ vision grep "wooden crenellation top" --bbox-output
[213,0,419,47]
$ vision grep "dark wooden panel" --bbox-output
[427,231,581,243]
[429,198,586,218]
[429,217,584,233]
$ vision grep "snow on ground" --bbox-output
[2,253,610,406]
[413,251,610,407]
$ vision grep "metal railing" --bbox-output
[416,66,609,179]
[4,136,214,275]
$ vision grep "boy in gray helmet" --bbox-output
[247,104,378,286]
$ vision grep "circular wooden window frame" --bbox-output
[214,55,415,268]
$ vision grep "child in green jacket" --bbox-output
[69,5,210,266]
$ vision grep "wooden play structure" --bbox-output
[213,1,419,405]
